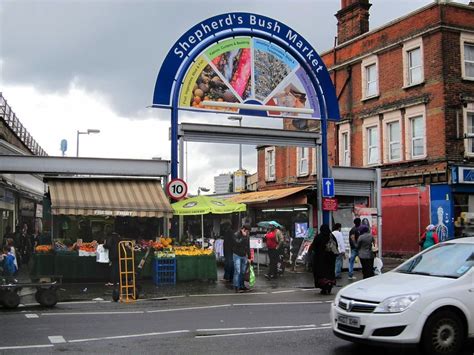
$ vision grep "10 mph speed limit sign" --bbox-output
[166,178,188,200]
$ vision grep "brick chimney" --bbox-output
[336,0,372,45]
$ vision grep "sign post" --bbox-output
[166,178,188,200]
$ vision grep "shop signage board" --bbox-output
[166,178,188,200]
[250,237,263,249]
[153,12,339,121]
[322,197,338,211]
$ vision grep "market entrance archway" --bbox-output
[152,12,340,224]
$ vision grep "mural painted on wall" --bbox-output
[430,184,453,241]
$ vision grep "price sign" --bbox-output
[166,178,188,200]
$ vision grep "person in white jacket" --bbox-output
[332,223,346,279]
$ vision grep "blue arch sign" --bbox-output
[152,12,340,225]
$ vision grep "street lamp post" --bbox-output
[198,186,210,195]
[76,129,101,157]
[227,116,243,170]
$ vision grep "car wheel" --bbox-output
[421,310,466,355]
[2,290,20,309]
[38,289,58,307]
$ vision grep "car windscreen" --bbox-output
[395,243,474,279]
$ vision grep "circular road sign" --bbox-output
[166,178,188,200]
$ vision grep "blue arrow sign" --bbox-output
[322,178,335,198]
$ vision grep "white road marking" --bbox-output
[320,323,332,326]
[232,301,325,306]
[25,314,39,318]
[68,329,189,343]
[147,304,231,313]
[189,292,268,297]
[42,311,144,316]
[270,290,296,294]
[57,300,111,305]
[195,326,331,338]
[48,336,66,344]
[0,344,54,350]
[197,324,317,332]
[146,295,186,300]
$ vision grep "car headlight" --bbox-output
[374,294,420,313]
[334,292,341,307]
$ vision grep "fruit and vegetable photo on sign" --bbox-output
[179,37,321,119]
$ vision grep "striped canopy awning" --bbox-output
[47,178,173,218]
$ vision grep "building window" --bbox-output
[382,111,402,163]
[361,56,379,99]
[403,38,424,87]
[297,147,309,176]
[387,121,401,161]
[461,33,474,80]
[464,103,474,156]
[265,147,275,181]
[405,105,426,160]
[367,127,379,165]
[338,123,351,166]
[362,116,379,166]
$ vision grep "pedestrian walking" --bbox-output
[356,225,375,279]
[309,224,338,295]
[264,226,278,280]
[348,218,361,279]
[332,223,346,279]
[232,224,251,293]
[104,232,120,286]
[419,224,439,250]
[222,223,234,283]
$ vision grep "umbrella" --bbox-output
[172,195,246,247]
[257,220,284,229]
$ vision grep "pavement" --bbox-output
[11,256,405,305]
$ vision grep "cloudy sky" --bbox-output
[0,0,456,194]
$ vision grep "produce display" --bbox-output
[35,245,53,253]
[174,246,213,256]
[190,65,238,110]
[154,249,176,259]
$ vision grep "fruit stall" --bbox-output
[30,238,217,282]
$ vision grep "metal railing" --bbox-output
[0,92,47,156]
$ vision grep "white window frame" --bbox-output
[463,103,474,157]
[382,111,402,163]
[362,116,380,166]
[404,105,427,160]
[461,32,474,81]
[265,146,276,181]
[403,37,424,87]
[361,55,379,100]
[338,123,351,166]
[296,147,309,177]
[311,147,317,175]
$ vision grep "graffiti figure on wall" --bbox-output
[436,206,449,242]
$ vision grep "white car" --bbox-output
[331,237,474,354]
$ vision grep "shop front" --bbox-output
[31,177,174,281]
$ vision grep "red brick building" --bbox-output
[256,0,474,255]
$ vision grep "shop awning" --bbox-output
[47,178,173,218]
[226,186,309,204]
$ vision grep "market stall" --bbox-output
[31,177,173,281]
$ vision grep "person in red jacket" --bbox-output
[419,224,439,250]
[265,226,279,280]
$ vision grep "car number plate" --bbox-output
[337,314,360,328]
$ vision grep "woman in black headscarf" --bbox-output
[309,224,337,295]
